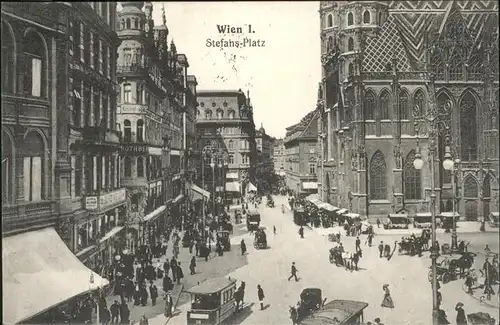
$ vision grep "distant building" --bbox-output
[284,110,319,195]
[273,139,286,176]
[195,90,257,204]
[255,123,273,167]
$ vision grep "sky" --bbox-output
[147,1,322,138]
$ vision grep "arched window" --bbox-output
[348,37,354,51]
[483,176,491,197]
[205,110,212,119]
[2,131,13,204]
[379,90,391,120]
[228,140,234,149]
[136,119,144,142]
[133,18,138,29]
[413,89,425,117]
[228,110,235,119]
[1,22,15,93]
[460,92,478,161]
[126,18,131,29]
[464,175,479,198]
[137,157,144,177]
[23,131,45,201]
[399,89,410,120]
[348,63,354,76]
[327,36,333,51]
[364,90,375,120]
[370,150,387,200]
[347,12,354,26]
[327,14,333,27]
[124,157,132,177]
[23,30,46,97]
[363,11,371,24]
[216,109,223,119]
[124,120,131,142]
[404,150,421,200]
[120,19,125,30]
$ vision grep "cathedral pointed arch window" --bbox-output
[404,150,421,200]
[364,90,375,120]
[347,12,354,26]
[348,63,354,76]
[459,92,478,161]
[327,14,333,28]
[327,36,333,52]
[413,89,425,118]
[379,90,391,120]
[464,175,479,198]
[399,89,409,120]
[348,37,354,51]
[363,11,370,24]
[369,150,387,200]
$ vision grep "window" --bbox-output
[369,150,387,200]
[23,132,44,201]
[379,90,391,120]
[23,31,46,97]
[464,175,479,198]
[73,78,82,127]
[93,35,100,71]
[123,48,132,66]
[347,12,354,26]
[133,18,138,29]
[399,89,409,120]
[228,140,234,149]
[1,22,15,93]
[124,120,131,142]
[83,26,90,64]
[348,37,354,51]
[126,18,131,29]
[124,157,132,177]
[460,92,478,161]
[136,83,143,104]
[216,109,223,119]
[228,154,234,164]
[93,91,100,126]
[137,157,144,177]
[364,90,375,120]
[404,150,421,200]
[228,110,235,119]
[363,11,370,24]
[2,132,13,204]
[413,89,425,117]
[205,110,212,119]
[327,14,333,27]
[75,155,82,196]
[378,12,383,24]
[102,42,108,77]
[123,83,132,103]
[137,119,144,142]
[348,63,354,76]
[309,163,316,175]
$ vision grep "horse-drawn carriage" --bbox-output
[253,228,268,249]
[440,212,460,231]
[397,235,425,256]
[467,312,496,325]
[428,252,476,284]
[384,214,409,230]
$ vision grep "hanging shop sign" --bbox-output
[85,188,127,213]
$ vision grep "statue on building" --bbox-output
[393,143,402,169]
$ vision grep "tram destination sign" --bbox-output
[121,143,148,155]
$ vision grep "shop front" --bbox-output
[3,228,108,325]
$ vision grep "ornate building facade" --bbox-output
[195,90,257,204]
[317,0,499,221]
[273,138,286,176]
[284,110,319,195]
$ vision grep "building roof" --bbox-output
[299,300,369,325]
[197,89,245,96]
[284,110,318,143]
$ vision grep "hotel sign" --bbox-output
[121,143,148,155]
[85,188,127,213]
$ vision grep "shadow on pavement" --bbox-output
[224,303,255,325]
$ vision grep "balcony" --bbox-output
[84,188,127,215]
[2,201,56,234]
[117,64,148,75]
[71,126,122,153]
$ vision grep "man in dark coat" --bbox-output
[176,262,184,285]
[163,275,173,293]
[288,262,298,282]
[378,241,384,258]
[298,226,304,239]
[140,284,148,306]
[455,302,467,325]
[110,300,120,324]
[163,259,170,278]
[170,257,177,282]
[164,292,173,317]
[241,239,247,256]
[190,256,196,275]
[119,302,130,324]
[355,236,361,252]
[257,285,265,310]
[150,282,158,306]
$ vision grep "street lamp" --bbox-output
[210,159,215,215]
[442,132,461,253]
[412,72,451,325]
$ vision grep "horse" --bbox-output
[449,252,476,278]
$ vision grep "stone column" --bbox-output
[90,85,94,126]
[327,109,332,160]
[89,32,94,69]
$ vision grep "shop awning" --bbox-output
[318,202,338,212]
[306,194,319,203]
[226,182,241,192]
[246,182,257,192]
[2,228,109,324]
[302,182,318,190]
[337,208,348,215]
[226,172,239,179]
[173,194,184,204]
[439,211,460,218]
[143,205,167,223]
[189,184,211,202]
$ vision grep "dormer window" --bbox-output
[327,14,333,28]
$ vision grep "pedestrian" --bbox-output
[189,239,194,254]
[241,239,247,256]
[257,284,265,310]
[110,300,120,324]
[139,314,148,325]
[190,256,196,275]
[380,284,394,308]
[176,262,184,285]
[101,306,111,325]
[377,218,380,228]
[367,233,374,247]
[164,292,173,317]
[170,257,177,282]
[298,226,304,239]
[378,241,384,258]
[149,282,158,306]
[140,284,148,306]
[465,273,474,295]
[374,317,384,325]
[288,262,299,282]
[273,225,276,235]
[119,302,130,324]
[455,302,467,325]
[163,259,170,278]
[355,236,361,252]
[195,238,200,256]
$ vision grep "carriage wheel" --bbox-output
[428,270,433,282]
[442,272,451,284]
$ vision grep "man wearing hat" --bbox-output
[288,262,299,282]
[455,302,467,325]
[164,292,173,317]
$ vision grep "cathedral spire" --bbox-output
[162,4,166,26]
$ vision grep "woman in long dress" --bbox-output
[381,284,394,308]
